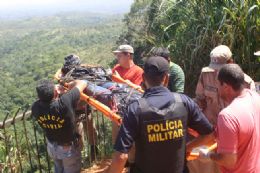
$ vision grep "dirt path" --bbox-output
[82,159,128,173]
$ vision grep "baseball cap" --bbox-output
[113,45,134,54]
[209,45,232,70]
[254,51,260,56]
[144,56,169,75]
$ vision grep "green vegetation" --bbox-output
[0,1,259,172]
[0,12,124,119]
[119,0,260,95]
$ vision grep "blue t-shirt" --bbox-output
[114,86,213,153]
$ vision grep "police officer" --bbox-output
[106,56,214,173]
[32,79,87,173]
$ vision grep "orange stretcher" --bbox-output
[112,72,144,93]
[54,71,122,125]
[111,71,169,93]
[79,92,122,125]
[187,143,217,161]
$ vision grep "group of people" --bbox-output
[32,44,260,173]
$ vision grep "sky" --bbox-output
[0,0,134,19]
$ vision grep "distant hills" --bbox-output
[0,0,133,20]
[0,12,124,119]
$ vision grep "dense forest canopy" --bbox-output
[0,12,124,119]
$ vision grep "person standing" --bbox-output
[112,45,143,85]
[111,45,144,166]
[199,64,260,173]
[151,47,185,93]
[32,79,87,173]
[195,45,255,126]
[106,56,214,173]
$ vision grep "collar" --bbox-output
[169,61,174,67]
[143,86,170,97]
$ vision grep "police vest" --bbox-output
[134,93,188,173]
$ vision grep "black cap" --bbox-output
[144,56,169,75]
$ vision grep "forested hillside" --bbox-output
[0,12,124,119]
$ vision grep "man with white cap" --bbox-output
[112,45,144,168]
[112,45,143,85]
[188,45,255,173]
[195,45,255,126]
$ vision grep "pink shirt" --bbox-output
[216,89,260,173]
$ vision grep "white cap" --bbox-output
[254,51,260,56]
[113,45,134,54]
[209,45,232,69]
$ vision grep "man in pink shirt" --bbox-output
[199,64,260,173]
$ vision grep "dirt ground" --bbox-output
[82,159,128,173]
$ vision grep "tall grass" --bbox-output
[122,0,260,95]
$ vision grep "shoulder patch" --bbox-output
[201,67,215,73]
[244,73,253,84]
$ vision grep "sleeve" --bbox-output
[244,73,256,91]
[60,87,80,109]
[195,72,206,109]
[181,94,213,135]
[133,69,143,85]
[249,81,256,91]
[216,112,238,154]
[169,66,185,93]
[31,102,38,120]
[114,102,139,153]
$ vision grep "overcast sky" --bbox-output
[0,0,134,19]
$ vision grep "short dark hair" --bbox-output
[36,79,55,102]
[218,64,244,91]
[144,72,166,86]
[151,47,170,60]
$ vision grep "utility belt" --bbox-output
[48,134,80,147]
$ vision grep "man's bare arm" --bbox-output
[67,80,87,93]
[210,152,237,169]
[186,133,215,153]
[106,151,128,173]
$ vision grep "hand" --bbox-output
[114,70,121,78]
[198,148,212,162]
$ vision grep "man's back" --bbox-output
[32,88,80,144]
[217,89,260,173]
[115,86,213,173]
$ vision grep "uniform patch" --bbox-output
[145,118,184,143]
[205,85,218,92]
[37,115,65,130]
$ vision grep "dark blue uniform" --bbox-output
[114,86,213,173]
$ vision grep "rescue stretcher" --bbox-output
[54,66,217,160]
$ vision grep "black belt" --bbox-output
[50,136,80,146]
[57,140,77,146]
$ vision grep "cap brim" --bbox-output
[208,63,224,70]
[112,50,122,54]
[254,51,260,56]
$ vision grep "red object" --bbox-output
[216,89,260,173]
[112,64,143,85]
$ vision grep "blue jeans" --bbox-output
[47,140,81,173]
[87,83,112,95]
